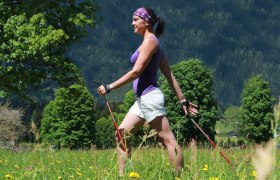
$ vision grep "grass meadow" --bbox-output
[0,141,279,180]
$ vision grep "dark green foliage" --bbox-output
[159,59,219,143]
[95,116,116,149]
[274,99,280,143]
[40,84,96,149]
[1,0,100,144]
[0,0,99,96]
[240,75,274,143]
[118,89,135,113]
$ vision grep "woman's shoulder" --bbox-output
[140,37,158,51]
[146,35,159,44]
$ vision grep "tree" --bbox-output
[159,59,219,143]
[273,98,280,142]
[240,74,274,143]
[95,114,118,149]
[0,0,99,96]
[0,103,26,143]
[40,84,97,149]
[118,89,135,113]
[0,90,6,98]
[223,105,242,133]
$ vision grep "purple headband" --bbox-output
[133,7,156,26]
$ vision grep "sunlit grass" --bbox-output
[0,144,279,179]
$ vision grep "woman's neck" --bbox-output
[143,28,154,39]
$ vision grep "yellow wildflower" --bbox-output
[129,172,140,178]
[58,176,62,180]
[203,164,209,171]
[209,178,219,180]
[4,174,14,179]
[251,170,257,177]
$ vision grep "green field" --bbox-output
[0,143,279,180]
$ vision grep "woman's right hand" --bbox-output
[97,85,107,96]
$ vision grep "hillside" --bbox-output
[68,0,280,108]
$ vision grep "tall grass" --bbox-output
[0,143,279,179]
[1,99,279,179]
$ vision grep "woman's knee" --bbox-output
[115,128,125,142]
[115,128,132,142]
[159,132,177,146]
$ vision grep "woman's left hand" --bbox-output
[182,101,198,116]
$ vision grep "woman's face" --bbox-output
[132,15,148,35]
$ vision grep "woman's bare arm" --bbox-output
[97,38,157,94]
[159,56,185,101]
[160,56,198,116]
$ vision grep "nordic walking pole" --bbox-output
[183,108,234,169]
[190,118,233,166]
[94,81,126,152]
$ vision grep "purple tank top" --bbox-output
[130,36,164,97]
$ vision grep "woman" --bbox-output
[97,7,198,177]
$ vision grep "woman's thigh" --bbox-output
[118,113,146,134]
[148,116,175,141]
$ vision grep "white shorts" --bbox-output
[128,88,167,123]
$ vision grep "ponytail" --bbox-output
[155,16,165,37]
[141,7,165,37]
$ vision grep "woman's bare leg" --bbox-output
[116,113,145,176]
[149,115,184,177]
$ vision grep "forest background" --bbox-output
[68,0,280,109]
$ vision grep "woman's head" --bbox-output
[132,7,165,37]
